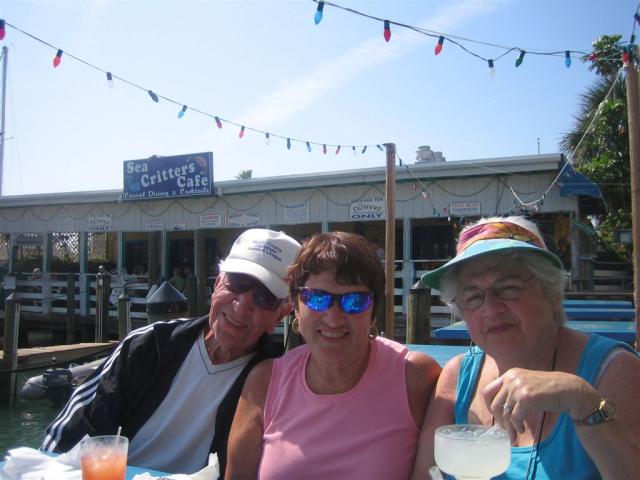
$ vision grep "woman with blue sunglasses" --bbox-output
[225,232,441,479]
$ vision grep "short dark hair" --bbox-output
[288,232,385,323]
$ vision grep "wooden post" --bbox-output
[95,267,111,342]
[625,57,640,351]
[66,272,76,344]
[384,143,396,339]
[117,291,131,339]
[406,281,431,344]
[1,293,20,404]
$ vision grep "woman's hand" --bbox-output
[482,369,599,442]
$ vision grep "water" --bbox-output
[0,372,60,457]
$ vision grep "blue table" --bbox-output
[565,307,635,321]
[406,344,468,366]
[433,320,636,343]
[562,299,632,309]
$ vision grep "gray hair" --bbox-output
[440,216,566,325]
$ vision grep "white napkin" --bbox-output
[0,440,85,480]
[131,453,219,480]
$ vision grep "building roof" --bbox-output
[0,153,563,208]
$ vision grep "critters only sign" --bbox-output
[123,152,214,200]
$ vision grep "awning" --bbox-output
[557,164,602,198]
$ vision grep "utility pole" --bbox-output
[624,55,640,351]
[384,143,396,340]
[0,46,8,196]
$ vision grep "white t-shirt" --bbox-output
[127,332,255,474]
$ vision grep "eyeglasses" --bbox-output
[298,287,374,314]
[223,273,284,311]
[454,275,535,311]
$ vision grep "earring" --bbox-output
[368,323,379,339]
[292,317,301,334]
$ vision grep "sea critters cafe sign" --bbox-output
[123,152,214,200]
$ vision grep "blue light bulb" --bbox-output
[564,51,571,68]
[314,2,324,25]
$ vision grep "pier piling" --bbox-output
[1,293,20,404]
[406,281,431,344]
[66,272,77,344]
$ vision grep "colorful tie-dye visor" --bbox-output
[421,221,563,290]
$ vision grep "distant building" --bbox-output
[0,152,602,320]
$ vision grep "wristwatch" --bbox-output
[574,399,617,426]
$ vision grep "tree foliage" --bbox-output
[235,169,253,179]
[561,34,631,260]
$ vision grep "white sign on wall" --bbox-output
[89,215,112,232]
[226,213,260,228]
[449,201,482,216]
[57,214,74,232]
[350,197,385,221]
[144,219,165,231]
[200,214,222,228]
[284,201,310,224]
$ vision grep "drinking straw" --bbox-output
[429,466,444,480]
[479,424,502,438]
[117,426,122,437]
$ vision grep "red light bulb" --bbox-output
[239,126,245,138]
[383,20,391,42]
[53,49,63,68]
[0,20,6,41]
[435,36,444,55]
[215,117,222,129]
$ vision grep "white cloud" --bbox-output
[241,0,505,127]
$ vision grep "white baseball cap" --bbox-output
[219,229,301,299]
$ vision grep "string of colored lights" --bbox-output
[509,66,624,211]
[310,0,632,74]
[1,20,387,155]
[399,58,623,216]
[0,1,635,175]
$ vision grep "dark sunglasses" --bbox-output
[223,273,284,311]
[298,287,374,314]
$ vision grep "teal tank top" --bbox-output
[454,335,636,479]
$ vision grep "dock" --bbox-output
[0,342,115,370]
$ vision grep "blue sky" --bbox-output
[1,0,636,195]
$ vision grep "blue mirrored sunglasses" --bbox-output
[298,287,373,314]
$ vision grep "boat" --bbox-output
[20,358,105,407]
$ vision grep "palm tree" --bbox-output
[236,170,253,179]
[560,35,626,161]
[560,34,630,259]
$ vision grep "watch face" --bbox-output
[602,399,617,420]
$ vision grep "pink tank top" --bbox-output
[258,337,418,479]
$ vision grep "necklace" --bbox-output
[524,344,558,480]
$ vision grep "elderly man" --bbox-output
[42,229,300,476]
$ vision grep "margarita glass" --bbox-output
[434,424,510,479]
[79,435,128,480]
